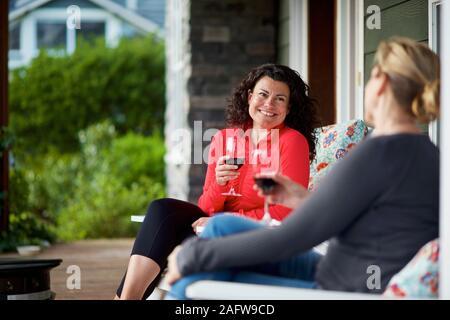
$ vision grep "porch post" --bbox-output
[0,0,9,231]
[289,0,308,81]
[439,0,450,300]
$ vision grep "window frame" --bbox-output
[428,0,442,145]
[336,0,365,123]
[36,20,68,52]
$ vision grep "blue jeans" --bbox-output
[167,214,322,300]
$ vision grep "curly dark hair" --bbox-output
[226,63,320,163]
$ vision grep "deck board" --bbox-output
[0,239,134,300]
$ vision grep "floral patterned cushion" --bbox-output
[383,239,439,298]
[308,119,369,191]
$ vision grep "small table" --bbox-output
[0,258,62,300]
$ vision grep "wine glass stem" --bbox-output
[264,198,269,219]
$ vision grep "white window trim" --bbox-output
[440,0,450,300]
[14,8,121,66]
[20,14,36,66]
[288,0,308,82]
[428,0,442,145]
[355,0,365,122]
[336,0,365,123]
[428,0,441,53]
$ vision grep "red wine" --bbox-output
[254,177,278,194]
[226,158,245,169]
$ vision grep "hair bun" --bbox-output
[412,80,440,124]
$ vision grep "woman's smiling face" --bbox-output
[248,76,290,130]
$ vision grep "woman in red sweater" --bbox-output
[115,64,319,299]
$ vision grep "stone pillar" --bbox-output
[165,0,277,203]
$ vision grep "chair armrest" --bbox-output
[131,215,145,223]
[185,281,389,300]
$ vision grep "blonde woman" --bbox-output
[165,37,440,297]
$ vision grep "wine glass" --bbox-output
[221,137,243,197]
[254,175,277,224]
[252,149,276,225]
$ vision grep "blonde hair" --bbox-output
[374,37,440,124]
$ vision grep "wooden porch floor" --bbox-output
[0,239,134,300]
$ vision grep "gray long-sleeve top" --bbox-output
[177,133,439,293]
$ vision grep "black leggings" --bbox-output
[116,198,207,299]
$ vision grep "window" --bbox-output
[36,20,106,55]
[8,21,21,62]
[37,21,67,50]
[429,0,442,145]
[76,22,105,45]
[436,4,441,53]
[9,22,20,50]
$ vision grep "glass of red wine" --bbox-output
[252,149,278,225]
[254,177,278,225]
[221,138,244,197]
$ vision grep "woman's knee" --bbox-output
[144,198,176,223]
[147,198,170,214]
[145,198,203,224]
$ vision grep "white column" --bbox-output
[165,0,191,200]
[289,0,308,82]
[353,0,365,122]
[105,15,121,47]
[20,16,36,65]
[336,0,352,123]
[67,28,76,54]
[335,0,366,124]
[439,0,450,300]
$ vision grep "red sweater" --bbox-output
[198,125,310,221]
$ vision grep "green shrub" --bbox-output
[9,35,165,159]
[0,211,56,253]
[25,152,81,220]
[9,167,30,215]
[1,126,14,216]
[56,176,164,241]
[104,133,165,186]
[5,33,167,246]
[0,168,57,253]
[13,121,166,241]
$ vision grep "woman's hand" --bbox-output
[253,172,309,209]
[192,217,210,231]
[166,245,183,285]
[215,156,240,186]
